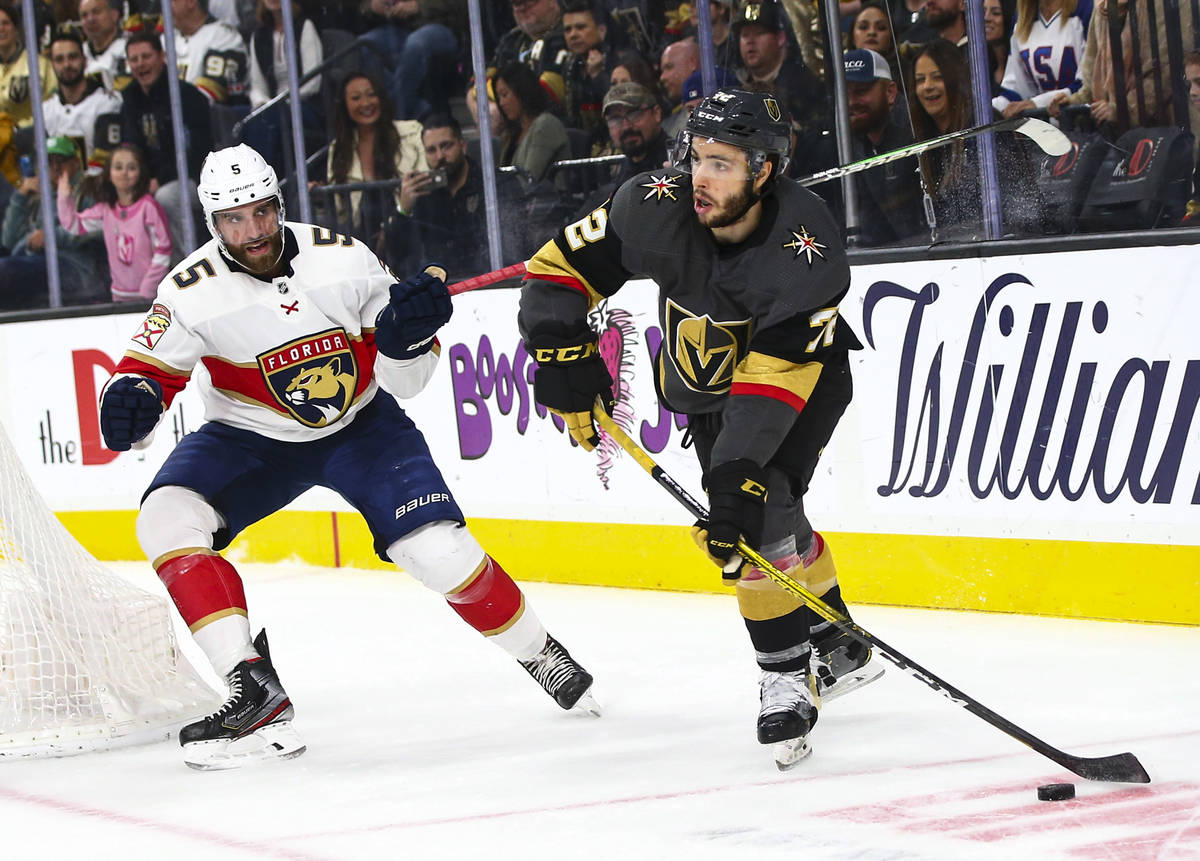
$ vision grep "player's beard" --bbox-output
[227,229,285,275]
[694,182,755,229]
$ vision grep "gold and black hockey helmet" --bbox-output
[671,88,792,175]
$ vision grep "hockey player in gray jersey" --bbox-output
[518,88,882,767]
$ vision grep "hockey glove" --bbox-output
[100,376,164,452]
[528,329,614,451]
[375,264,453,360]
[696,459,768,581]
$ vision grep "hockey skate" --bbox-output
[810,628,884,703]
[758,668,819,771]
[180,630,306,770]
[520,635,601,716]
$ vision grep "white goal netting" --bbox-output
[0,419,218,759]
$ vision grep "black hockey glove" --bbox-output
[694,459,768,581]
[100,376,164,452]
[375,264,453,360]
[528,329,614,451]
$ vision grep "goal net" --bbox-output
[0,418,218,759]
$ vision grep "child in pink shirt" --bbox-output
[57,143,173,302]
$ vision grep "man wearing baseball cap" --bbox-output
[601,82,668,179]
[843,49,925,247]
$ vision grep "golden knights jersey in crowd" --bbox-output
[110,224,437,443]
[519,168,861,469]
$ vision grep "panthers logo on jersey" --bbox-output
[258,329,360,427]
[663,298,751,394]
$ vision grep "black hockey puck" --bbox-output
[1037,783,1076,801]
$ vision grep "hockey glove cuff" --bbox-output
[375,264,453,360]
[700,460,768,581]
[100,376,164,452]
[528,330,614,451]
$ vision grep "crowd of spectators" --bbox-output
[0,0,1198,313]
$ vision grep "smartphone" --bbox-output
[18,155,34,178]
[427,167,448,187]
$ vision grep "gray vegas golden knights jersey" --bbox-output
[519,168,861,472]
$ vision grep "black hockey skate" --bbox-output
[810,628,884,703]
[180,630,306,770]
[757,668,819,771]
[520,635,600,716]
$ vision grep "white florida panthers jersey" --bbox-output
[992,0,1092,112]
[110,223,435,443]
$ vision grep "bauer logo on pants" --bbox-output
[257,328,360,427]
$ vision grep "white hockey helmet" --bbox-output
[197,144,285,249]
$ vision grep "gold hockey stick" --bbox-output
[591,404,1150,784]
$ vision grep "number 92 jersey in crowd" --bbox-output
[518,168,861,435]
[111,224,435,443]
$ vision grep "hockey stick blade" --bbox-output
[796,117,1070,188]
[592,406,1151,784]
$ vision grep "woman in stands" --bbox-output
[325,71,422,246]
[908,39,1048,240]
[850,1,900,81]
[494,61,570,187]
[245,0,325,175]
[992,0,1089,118]
[985,0,1014,96]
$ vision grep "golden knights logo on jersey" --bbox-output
[258,329,360,427]
[664,298,751,394]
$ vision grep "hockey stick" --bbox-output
[591,405,1150,784]
[448,262,528,296]
[794,117,1071,188]
[446,117,1069,292]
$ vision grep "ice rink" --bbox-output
[2,561,1198,861]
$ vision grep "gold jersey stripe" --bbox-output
[526,241,605,309]
[732,352,823,403]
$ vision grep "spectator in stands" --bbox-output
[851,1,902,81]
[170,0,250,104]
[984,0,1012,95]
[844,48,925,246]
[491,0,568,81]
[993,0,1088,118]
[0,110,15,213]
[43,31,122,168]
[57,142,172,302]
[901,0,967,52]
[908,39,1046,239]
[0,135,107,309]
[598,82,668,178]
[685,0,738,69]
[245,0,323,175]
[359,0,458,120]
[609,50,658,94]
[0,3,56,128]
[325,71,423,247]
[79,0,128,86]
[560,0,615,143]
[1057,0,1195,134]
[495,61,570,186]
[734,0,828,162]
[120,31,214,260]
[660,37,700,139]
[394,113,523,275]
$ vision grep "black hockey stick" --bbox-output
[592,406,1150,784]
[794,116,1071,188]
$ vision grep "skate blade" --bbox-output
[184,722,307,771]
[571,689,602,718]
[819,662,885,704]
[773,736,812,771]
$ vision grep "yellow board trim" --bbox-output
[55,511,1200,626]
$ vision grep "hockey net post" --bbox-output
[0,418,218,759]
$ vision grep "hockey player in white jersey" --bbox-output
[98,144,599,770]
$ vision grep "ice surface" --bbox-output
[2,562,1197,860]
